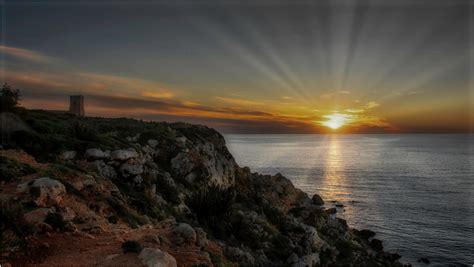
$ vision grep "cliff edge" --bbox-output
[0,109,403,266]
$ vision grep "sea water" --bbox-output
[226,134,474,266]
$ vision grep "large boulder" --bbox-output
[139,248,177,267]
[23,208,55,224]
[170,142,236,187]
[172,223,197,245]
[312,194,324,206]
[110,149,138,161]
[17,177,66,207]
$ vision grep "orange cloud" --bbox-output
[215,96,264,106]
[0,45,55,63]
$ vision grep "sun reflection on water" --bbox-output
[320,135,357,223]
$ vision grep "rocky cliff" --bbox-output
[0,109,403,266]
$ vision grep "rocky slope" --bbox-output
[1,109,404,266]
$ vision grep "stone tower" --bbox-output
[69,95,85,117]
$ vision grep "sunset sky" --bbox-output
[1,0,472,133]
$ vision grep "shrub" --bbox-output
[185,185,235,221]
[0,83,20,112]
[122,240,142,253]
[68,120,99,141]
[0,156,36,182]
[44,213,66,231]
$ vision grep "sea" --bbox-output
[225,134,474,267]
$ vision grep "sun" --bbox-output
[321,113,350,130]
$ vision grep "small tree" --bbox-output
[0,83,20,111]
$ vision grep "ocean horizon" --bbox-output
[226,134,474,266]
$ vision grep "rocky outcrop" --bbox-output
[17,177,66,207]
[0,110,403,267]
[139,248,177,267]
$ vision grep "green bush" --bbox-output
[0,156,36,182]
[122,240,142,253]
[68,120,99,141]
[185,185,235,221]
[0,83,20,112]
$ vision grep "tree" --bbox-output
[0,83,20,111]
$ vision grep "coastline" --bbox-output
[1,109,404,266]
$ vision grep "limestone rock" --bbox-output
[85,149,109,160]
[119,163,144,178]
[58,151,76,160]
[293,253,320,267]
[139,248,177,267]
[93,160,117,179]
[225,247,255,266]
[147,139,158,148]
[17,177,66,207]
[195,227,208,248]
[23,208,54,224]
[172,223,197,245]
[111,149,138,161]
[312,194,324,206]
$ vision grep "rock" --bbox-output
[64,222,78,232]
[133,175,143,184]
[126,134,140,142]
[312,194,324,205]
[335,203,344,208]
[172,223,197,245]
[195,227,208,248]
[57,207,76,221]
[85,149,109,160]
[59,151,76,160]
[170,142,236,187]
[294,253,320,267]
[17,177,66,207]
[119,163,143,178]
[370,238,384,251]
[175,136,187,147]
[105,254,120,260]
[23,208,54,224]
[287,253,299,264]
[304,225,324,251]
[139,248,177,267]
[111,149,138,161]
[418,257,430,264]
[225,246,255,266]
[357,229,376,240]
[93,160,117,179]
[147,139,158,148]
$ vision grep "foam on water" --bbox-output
[226,134,474,266]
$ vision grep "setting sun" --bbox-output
[321,113,350,130]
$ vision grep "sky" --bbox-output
[1,0,473,133]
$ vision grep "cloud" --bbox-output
[345,108,365,113]
[320,90,351,99]
[365,101,380,109]
[215,96,263,106]
[0,45,55,63]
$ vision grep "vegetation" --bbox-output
[0,156,37,182]
[121,240,142,254]
[185,185,235,222]
[0,83,20,112]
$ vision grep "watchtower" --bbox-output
[69,95,85,117]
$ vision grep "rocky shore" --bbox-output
[1,109,404,266]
